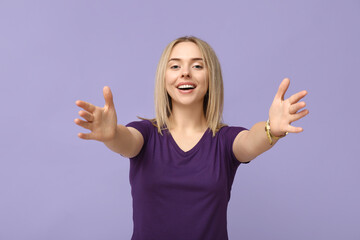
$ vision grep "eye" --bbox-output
[193,65,203,69]
[170,65,180,69]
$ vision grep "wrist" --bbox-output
[103,125,120,144]
[265,119,288,145]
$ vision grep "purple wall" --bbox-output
[1,0,359,239]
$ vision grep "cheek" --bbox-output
[165,73,174,93]
[165,72,177,86]
[197,71,208,87]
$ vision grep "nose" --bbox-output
[181,68,191,78]
[181,72,190,78]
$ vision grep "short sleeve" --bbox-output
[222,126,249,167]
[126,120,152,140]
[125,120,154,158]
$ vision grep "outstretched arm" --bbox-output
[233,78,309,163]
[74,86,144,158]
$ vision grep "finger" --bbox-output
[290,109,309,123]
[289,101,306,114]
[74,118,92,130]
[103,86,114,109]
[288,90,308,105]
[286,125,304,133]
[75,100,96,113]
[78,110,94,122]
[275,78,290,101]
[78,132,95,140]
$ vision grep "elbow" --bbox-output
[238,152,257,163]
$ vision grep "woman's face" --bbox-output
[165,42,208,108]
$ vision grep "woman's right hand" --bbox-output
[74,86,118,143]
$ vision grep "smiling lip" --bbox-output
[176,81,197,88]
[177,88,194,94]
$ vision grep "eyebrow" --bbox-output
[168,57,204,62]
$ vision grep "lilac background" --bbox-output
[0,0,359,239]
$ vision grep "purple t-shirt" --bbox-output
[126,120,248,240]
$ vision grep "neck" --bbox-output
[169,101,207,133]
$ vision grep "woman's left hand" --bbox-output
[268,78,309,137]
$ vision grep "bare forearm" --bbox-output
[234,78,308,163]
[246,121,279,159]
[103,124,138,156]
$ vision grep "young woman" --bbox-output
[74,36,309,240]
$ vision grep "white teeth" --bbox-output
[178,85,195,89]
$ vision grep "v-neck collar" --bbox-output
[166,128,210,156]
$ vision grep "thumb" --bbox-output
[103,86,114,108]
[275,78,290,101]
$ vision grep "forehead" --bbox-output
[169,42,202,59]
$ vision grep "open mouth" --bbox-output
[177,84,196,90]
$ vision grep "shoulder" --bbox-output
[126,119,157,140]
[214,125,248,149]
[213,125,250,165]
[126,119,154,128]
[217,125,248,139]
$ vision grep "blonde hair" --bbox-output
[142,36,226,137]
